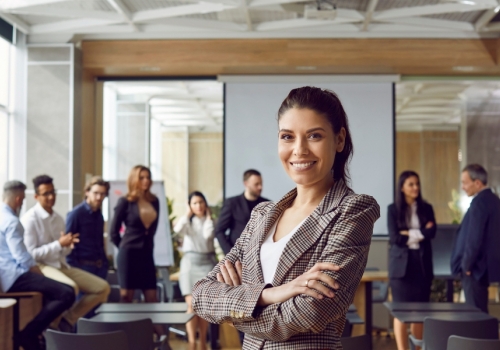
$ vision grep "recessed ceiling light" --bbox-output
[140,67,160,72]
[296,66,317,70]
[452,66,475,72]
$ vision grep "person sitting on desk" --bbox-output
[215,169,269,255]
[388,171,436,350]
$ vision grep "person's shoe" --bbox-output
[57,318,75,333]
[13,333,41,350]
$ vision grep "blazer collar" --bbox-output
[247,179,352,285]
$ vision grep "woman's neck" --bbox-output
[294,176,335,208]
[405,196,416,205]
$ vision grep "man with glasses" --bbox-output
[21,175,110,331]
[66,176,110,280]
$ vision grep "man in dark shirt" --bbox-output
[215,169,269,255]
[66,177,109,280]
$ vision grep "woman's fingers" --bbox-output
[300,286,325,300]
[224,260,241,286]
[309,262,341,273]
[305,280,335,298]
[219,265,233,286]
[235,261,243,282]
[216,273,224,283]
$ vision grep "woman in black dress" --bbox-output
[388,171,436,350]
[110,165,159,303]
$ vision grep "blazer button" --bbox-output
[239,311,244,318]
[230,310,235,317]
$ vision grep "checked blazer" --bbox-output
[192,179,380,349]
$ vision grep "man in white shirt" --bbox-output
[22,175,110,329]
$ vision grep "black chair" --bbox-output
[409,317,499,350]
[340,335,371,350]
[78,317,169,350]
[447,335,500,350]
[45,329,129,350]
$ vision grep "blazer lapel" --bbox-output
[271,180,351,286]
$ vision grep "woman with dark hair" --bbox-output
[388,171,436,350]
[110,165,159,303]
[191,86,380,349]
[174,191,216,350]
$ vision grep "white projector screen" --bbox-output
[224,80,394,235]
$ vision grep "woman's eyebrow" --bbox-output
[279,128,293,133]
[306,127,326,133]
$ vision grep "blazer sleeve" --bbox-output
[387,204,409,247]
[420,203,437,241]
[214,199,234,255]
[231,195,380,341]
[192,204,270,324]
[110,197,128,248]
[462,198,488,273]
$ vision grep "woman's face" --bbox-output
[401,176,420,200]
[278,108,345,187]
[139,170,152,191]
[190,196,206,216]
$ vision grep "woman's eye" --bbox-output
[309,133,322,140]
[280,134,293,140]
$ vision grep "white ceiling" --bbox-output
[1,0,500,42]
[108,80,224,131]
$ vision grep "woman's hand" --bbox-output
[206,207,212,220]
[425,221,434,229]
[258,262,340,306]
[216,260,243,286]
[185,204,193,218]
[399,230,409,236]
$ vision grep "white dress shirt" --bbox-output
[21,203,71,268]
[260,218,306,284]
[174,215,215,253]
[407,202,424,250]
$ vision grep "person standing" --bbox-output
[174,191,216,350]
[388,171,436,350]
[0,180,75,350]
[21,175,110,330]
[110,165,159,303]
[66,176,110,279]
[215,169,269,255]
[451,164,500,313]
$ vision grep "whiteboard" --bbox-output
[108,180,174,266]
[224,82,394,235]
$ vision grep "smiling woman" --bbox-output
[192,86,380,349]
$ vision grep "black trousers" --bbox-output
[462,274,489,313]
[8,271,75,340]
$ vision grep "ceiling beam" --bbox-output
[373,3,496,21]
[241,0,253,31]
[255,17,361,31]
[475,7,500,32]
[30,18,124,34]
[0,0,66,10]
[378,17,475,31]
[362,0,378,31]
[6,7,122,20]
[0,12,30,33]
[106,0,139,32]
[133,2,234,22]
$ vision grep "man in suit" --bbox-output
[451,164,500,313]
[215,169,269,255]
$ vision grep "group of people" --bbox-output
[1,86,498,350]
[388,164,500,350]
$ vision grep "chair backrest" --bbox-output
[340,335,371,350]
[424,317,499,350]
[447,335,500,350]
[77,317,154,350]
[46,329,129,350]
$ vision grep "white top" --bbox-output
[174,215,215,253]
[21,203,71,268]
[407,202,424,250]
[260,218,306,284]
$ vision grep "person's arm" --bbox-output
[202,216,215,240]
[387,205,409,247]
[214,200,234,255]
[192,203,270,324]
[6,221,35,270]
[462,200,488,274]
[110,198,127,248]
[173,215,190,236]
[419,204,437,241]
[232,196,379,341]
[21,214,64,263]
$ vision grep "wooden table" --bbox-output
[389,311,494,324]
[96,302,188,314]
[384,302,480,312]
[352,270,388,338]
[91,312,194,326]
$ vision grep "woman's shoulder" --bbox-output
[339,193,380,221]
[420,200,433,210]
[116,196,130,207]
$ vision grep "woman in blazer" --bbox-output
[388,170,436,350]
[192,87,380,349]
[110,165,160,303]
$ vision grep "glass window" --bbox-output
[0,37,9,107]
[0,111,8,185]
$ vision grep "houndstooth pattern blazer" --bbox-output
[192,179,380,349]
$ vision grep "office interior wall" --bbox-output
[396,130,460,223]
[225,81,394,235]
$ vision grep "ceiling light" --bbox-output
[452,66,475,72]
[296,66,317,70]
[495,5,500,12]
[459,0,476,5]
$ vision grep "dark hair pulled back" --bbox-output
[278,86,354,184]
[188,191,208,223]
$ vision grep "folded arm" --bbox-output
[6,221,35,270]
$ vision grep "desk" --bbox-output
[96,303,188,314]
[91,312,194,326]
[390,311,494,324]
[384,302,480,312]
[352,271,388,338]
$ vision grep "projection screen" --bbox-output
[223,77,395,235]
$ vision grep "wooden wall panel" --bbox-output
[396,131,460,224]
[81,38,500,77]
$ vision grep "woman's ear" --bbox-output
[336,127,346,153]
